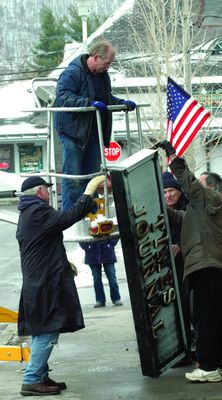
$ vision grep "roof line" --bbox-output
[49,0,135,78]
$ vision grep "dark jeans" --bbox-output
[60,134,101,210]
[90,263,121,304]
[189,268,222,371]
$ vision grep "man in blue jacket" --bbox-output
[80,239,122,308]
[16,174,105,396]
[54,39,136,210]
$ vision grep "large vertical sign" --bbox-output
[109,149,187,377]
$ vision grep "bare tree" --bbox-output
[116,0,222,172]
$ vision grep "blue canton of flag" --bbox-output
[166,77,210,156]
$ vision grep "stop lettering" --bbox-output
[104,141,121,162]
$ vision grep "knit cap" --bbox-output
[162,171,182,192]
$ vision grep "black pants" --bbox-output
[175,254,192,351]
[189,268,222,371]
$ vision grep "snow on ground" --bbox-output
[67,245,93,288]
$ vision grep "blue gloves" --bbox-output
[122,100,137,111]
[90,100,136,112]
[90,101,107,112]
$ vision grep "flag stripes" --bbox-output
[166,77,211,156]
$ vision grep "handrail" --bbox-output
[19,171,103,180]
[21,104,128,113]
[21,104,130,214]
[21,105,130,214]
[31,77,57,108]
[20,103,150,219]
[21,103,150,113]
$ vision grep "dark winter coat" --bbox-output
[80,239,118,265]
[167,191,187,283]
[167,190,188,273]
[168,191,188,246]
[54,54,124,148]
[16,194,95,336]
[169,157,222,279]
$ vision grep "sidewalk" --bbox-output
[0,209,222,399]
[1,302,222,400]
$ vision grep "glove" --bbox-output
[153,140,176,157]
[84,175,106,196]
[90,101,107,112]
[122,100,137,111]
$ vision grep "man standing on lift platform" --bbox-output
[54,39,136,210]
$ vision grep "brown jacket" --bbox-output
[169,157,222,279]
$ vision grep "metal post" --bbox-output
[182,0,192,94]
[46,110,50,181]
[49,112,58,209]
[81,16,88,53]
[77,0,90,54]
[136,107,144,149]
[182,0,195,167]
[95,109,109,217]
[125,111,132,156]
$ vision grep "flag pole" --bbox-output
[182,0,192,94]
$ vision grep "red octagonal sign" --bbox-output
[104,141,121,162]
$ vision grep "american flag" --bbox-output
[167,77,211,156]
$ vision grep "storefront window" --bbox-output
[19,144,43,172]
[0,144,14,172]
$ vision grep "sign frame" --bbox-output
[109,149,187,377]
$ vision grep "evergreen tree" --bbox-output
[62,5,107,43]
[32,5,107,76]
[32,6,65,76]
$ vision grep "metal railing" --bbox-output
[19,97,153,242]
[21,103,150,214]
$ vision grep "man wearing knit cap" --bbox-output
[162,171,188,210]
[162,171,192,367]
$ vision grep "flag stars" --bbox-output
[166,77,210,156]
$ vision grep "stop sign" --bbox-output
[104,141,121,162]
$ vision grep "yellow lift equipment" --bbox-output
[0,306,30,362]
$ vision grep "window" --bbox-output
[211,41,222,55]
[19,144,43,172]
[0,144,14,172]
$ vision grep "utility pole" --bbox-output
[182,0,192,94]
[182,0,196,170]
[77,0,91,53]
